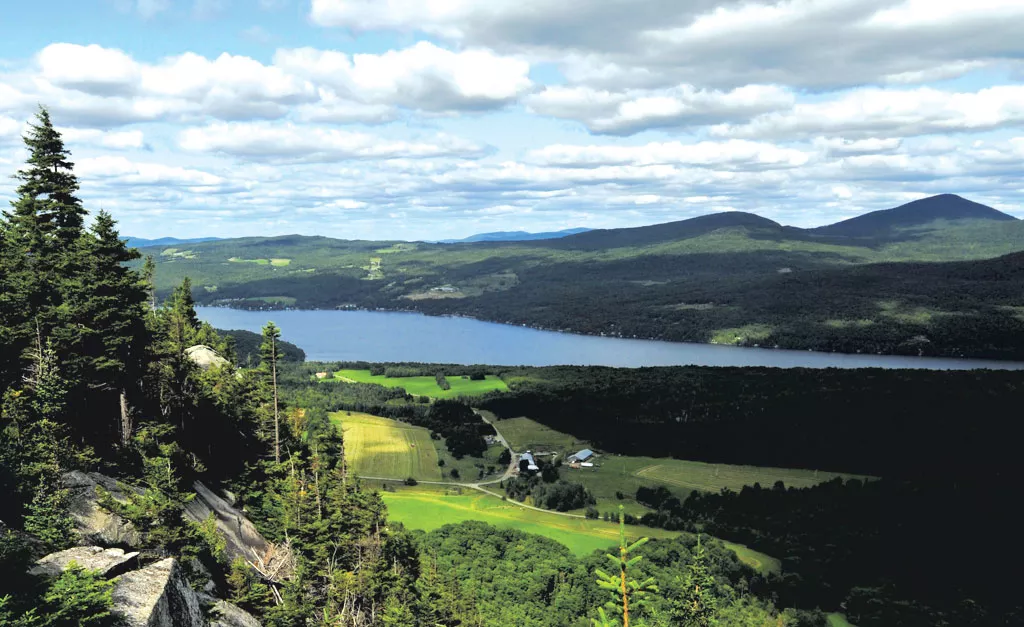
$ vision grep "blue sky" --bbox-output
[1,0,1023,240]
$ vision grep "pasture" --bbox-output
[568,453,872,514]
[331,412,442,481]
[494,416,583,452]
[332,369,508,399]
[380,484,779,573]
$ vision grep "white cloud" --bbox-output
[526,84,794,134]
[273,42,532,112]
[59,128,147,150]
[178,121,488,162]
[311,0,1024,91]
[713,85,1024,140]
[38,44,141,96]
[528,139,811,170]
[77,156,225,188]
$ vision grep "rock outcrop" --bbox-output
[185,345,229,370]
[111,557,206,627]
[185,481,293,581]
[63,470,142,547]
[211,600,262,627]
[29,546,139,578]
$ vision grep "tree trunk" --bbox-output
[120,388,132,447]
[273,337,280,464]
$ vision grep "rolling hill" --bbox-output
[436,227,591,243]
[143,194,1024,359]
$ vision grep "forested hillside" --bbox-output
[146,195,1024,359]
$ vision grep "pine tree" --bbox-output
[37,564,116,627]
[260,322,282,463]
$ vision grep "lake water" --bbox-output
[196,307,1024,370]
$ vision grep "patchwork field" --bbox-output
[332,369,509,399]
[379,484,779,573]
[331,412,442,481]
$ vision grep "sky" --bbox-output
[0,0,1023,241]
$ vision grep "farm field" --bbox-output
[493,416,584,452]
[569,453,873,514]
[379,484,780,573]
[331,412,442,481]
[331,368,508,399]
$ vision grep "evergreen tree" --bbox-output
[74,211,149,446]
[593,506,658,627]
[260,322,282,463]
[37,564,116,627]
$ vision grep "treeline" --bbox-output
[635,478,1021,627]
[503,473,596,512]
[335,360,500,379]
[416,520,828,627]
[477,365,1024,480]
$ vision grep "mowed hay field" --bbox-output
[332,369,508,399]
[331,412,442,481]
[380,484,780,573]
[493,417,583,452]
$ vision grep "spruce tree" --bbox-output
[671,535,719,627]
[260,322,282,463]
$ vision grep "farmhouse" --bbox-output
[518,451,539,474]
[567,449,594,464]
[315,372,329,379]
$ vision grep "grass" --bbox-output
[493,417,584,452]
[228,257,271,265]
[827,613,856,627]
[270,258,291,266]
[331,369,509,399]
[331,412,442,481]
[380,484,779,573]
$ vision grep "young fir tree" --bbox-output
[593,505,659,627]
[260,322,282,463]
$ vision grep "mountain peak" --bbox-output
[812,194,1016,237]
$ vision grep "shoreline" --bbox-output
[196,303,1024,368]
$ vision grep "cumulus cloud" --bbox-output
[178,121,488,162]
[526,84,794,134]
[528,139,811,170]
[310,0,1024,91]
[59,128,148,150]
[77,156,225,188]
[273,42,533,112]
[712,85,1024,139]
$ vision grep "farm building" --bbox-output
[518,451,539,474]
[568,449,594,464]
[315,372,329,379]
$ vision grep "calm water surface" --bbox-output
[196,307,1024,370]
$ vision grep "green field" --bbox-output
[568,453,872,514]
[380,484,779,573]
[332,412,441,481]
[332,369,509,399]
[494,417,584,451]
[827,613,856,627]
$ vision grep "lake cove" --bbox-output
[196,306,1024,370]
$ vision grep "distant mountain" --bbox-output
[437,228,591,243]
[126,236,222,248]
[811,194,1017,238]
[550,211,783,250]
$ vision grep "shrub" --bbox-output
[404,477,418,486]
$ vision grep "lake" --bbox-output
[196,307,1024,370]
